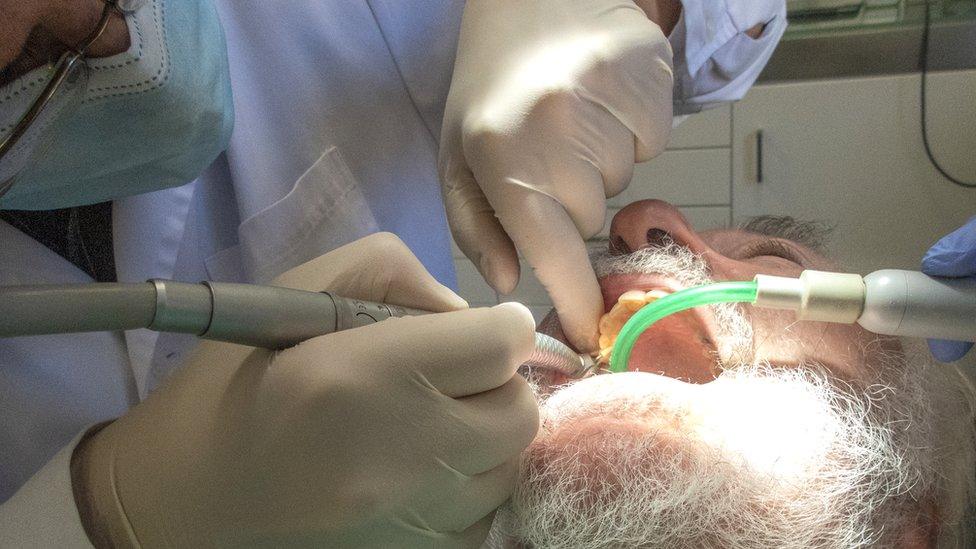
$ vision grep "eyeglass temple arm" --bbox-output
[0,1,120,164]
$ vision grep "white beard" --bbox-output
[497,365,925,549]
[487,244,962,549]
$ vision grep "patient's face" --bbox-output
[499,200,945,548]
[549,199,888,386]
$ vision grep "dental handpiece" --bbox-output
[753,269,976,342]
[0,280,594,377]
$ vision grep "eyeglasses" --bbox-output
[0,0,122,200]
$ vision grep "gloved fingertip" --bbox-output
[578,328,600,354]
[569,326,600,355]
[493,301,535,328]
[491,302,539,360]
[480,253,519,295]
[547,277,603,353]
[920,248,960,277]
[928,338,974,363]
[448,292,470,310]
[920,253,944,276]
[559,312,600,354]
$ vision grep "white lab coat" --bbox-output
[0,1,464,543]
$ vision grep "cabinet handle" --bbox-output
[756,130,764,184]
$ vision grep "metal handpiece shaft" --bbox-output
[0,280,591,376]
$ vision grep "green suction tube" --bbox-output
[608,281,759,373]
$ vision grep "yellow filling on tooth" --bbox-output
[595,289,668,365]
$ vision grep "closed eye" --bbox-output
[742,238,805,266]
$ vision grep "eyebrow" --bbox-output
[739,215,833,253]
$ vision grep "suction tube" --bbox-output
[608,281,759,373]
[606,269,976,374]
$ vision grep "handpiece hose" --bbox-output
[0,281,591,377]
[754,269,976,342]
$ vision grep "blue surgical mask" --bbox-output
[0,0,233,210]
[670,0,788,115]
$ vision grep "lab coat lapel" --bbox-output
[364,0,464,141]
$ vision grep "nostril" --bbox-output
[646,228,673,248]
[609,235,632,256]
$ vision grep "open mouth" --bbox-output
[596,273,722,384]
[597,273,722,383]
[533,274,724,388]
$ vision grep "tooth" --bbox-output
[618,290,647,312]
[645,289,669,303]
[599,290,673,366]
[600,303,626,333]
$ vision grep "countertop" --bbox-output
[758,2,976,81]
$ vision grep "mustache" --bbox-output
[590,240,711,285]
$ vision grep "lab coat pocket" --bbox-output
[236,147,379,283]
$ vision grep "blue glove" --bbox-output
[922,216,976,362]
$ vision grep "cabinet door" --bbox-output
[732,71,976,274]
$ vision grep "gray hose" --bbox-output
[0,281,594,378]
[0,283,156,337]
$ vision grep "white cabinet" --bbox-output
[731,70,976,274]
[667,104,732,149]
[610,149,730,207]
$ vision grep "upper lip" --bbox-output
[600,273,688,307]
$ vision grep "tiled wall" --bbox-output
[452,105,735,319]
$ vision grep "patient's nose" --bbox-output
[608,199,792,282]
[609,200,711,257]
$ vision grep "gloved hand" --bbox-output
[73,233,539,547]
[922,216,976,362]
[439,0,675,351]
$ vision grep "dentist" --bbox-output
[0,1,535,546]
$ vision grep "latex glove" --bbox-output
[922,216,976,362]
[73,233,539,547]
[439,0,674,351]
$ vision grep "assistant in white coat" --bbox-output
[0,0,232,543]
[0,2,493,543]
